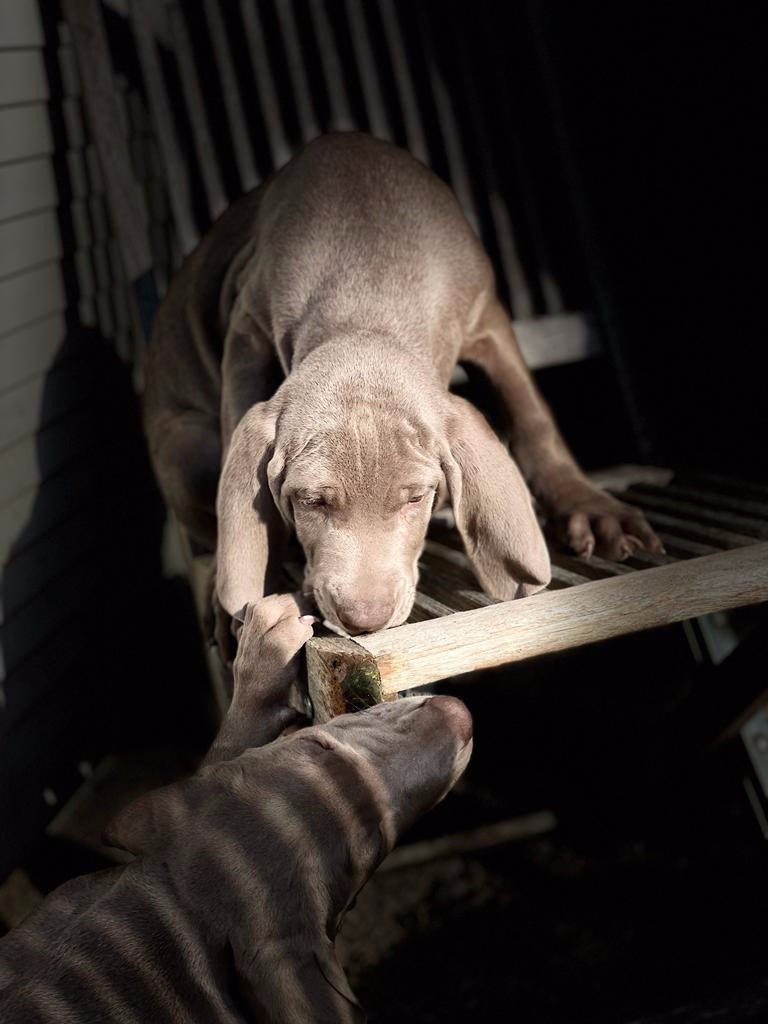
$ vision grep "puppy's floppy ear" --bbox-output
[216,400,287,616]
[441,394,550,599]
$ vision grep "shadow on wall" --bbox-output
[0,330,211,880]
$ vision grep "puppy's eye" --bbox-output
[407,493,426,504]
[297,495,326,509]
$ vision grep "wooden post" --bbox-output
[305,635,387,723]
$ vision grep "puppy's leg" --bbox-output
[203,594,316,764]
[463,298,662,559]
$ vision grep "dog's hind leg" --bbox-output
[149,411,221,553]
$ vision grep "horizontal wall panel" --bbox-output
[0,51,49,107]
[0,158,57,221]
[0,544,103,679]
[0,314,67,393]
[0,461,97,561]
[0,408,94,504]
[0,262,65,338]
[0,209,61,278]
[0,1,44,48]
[0,614,86,739]
[0,511,92,623]
[0,104,53,164]
[0,354,95,450]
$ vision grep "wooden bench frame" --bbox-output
[305,467,768,721]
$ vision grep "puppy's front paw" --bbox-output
[233,594,317,703]
[546,485,663,561]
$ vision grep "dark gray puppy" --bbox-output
[0,596,472,1023]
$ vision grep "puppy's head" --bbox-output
[216,377,550,634]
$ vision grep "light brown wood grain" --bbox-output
[353,543,768,694]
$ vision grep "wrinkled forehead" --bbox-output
[284,413,441,492]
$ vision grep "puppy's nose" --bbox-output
[335,600,394,634]
[424,695,473,745]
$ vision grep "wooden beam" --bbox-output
[305,635,386,723]
[350,543,768,694]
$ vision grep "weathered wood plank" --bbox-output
[128,0,198,255]
[352,544,768,693]
[632,481,768,519]
[63,0,152,280]
[618,487,768,539]
[306,635,385,723]
[549,550,634,579]
[673,470,768,503]
[203,0,258,190]
[655,531,719,558]
[167,0,227,221]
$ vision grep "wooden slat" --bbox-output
[624,548,676,568]
[411,590,459,620]
[548,563,593,588]
[63,0,152,281]
[417,560,497,610]
[344,0,391,141]
[587,464,674,492]
[631,481,768,519]
[167,0,227,221]
[549,550,634,579]
[128,0,198,255]
[446,13,534,317]
[203,0,258,191]
[348,544,768,693]
[307,0,355,131]
[655,531,719,559]
[240,0,291,170]
[673,471,768,503]
[415,3,479,235]
[377,0,429,163]
[618,487,768,540]
[274,0,320,143]
[640,509,756,549]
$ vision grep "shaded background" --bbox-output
[1,1,766,1020]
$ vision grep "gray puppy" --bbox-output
[0,596,472,1023]
[145,133,661,638]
